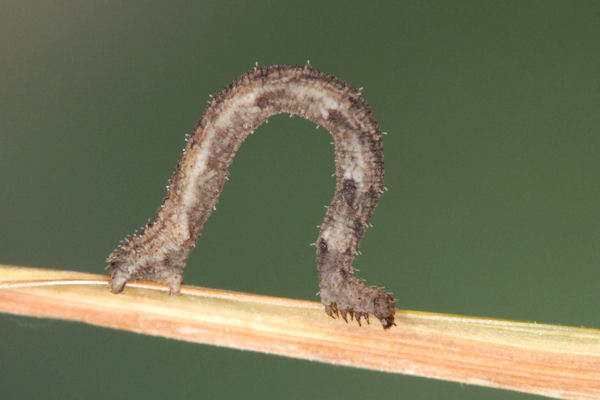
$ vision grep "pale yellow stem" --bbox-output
[0,264,598,399]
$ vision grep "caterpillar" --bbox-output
[107,64,396,328]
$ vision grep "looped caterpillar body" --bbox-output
[107,65,396,328]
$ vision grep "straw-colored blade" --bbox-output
[1,264,599,399]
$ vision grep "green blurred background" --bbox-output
[1,1,599,398]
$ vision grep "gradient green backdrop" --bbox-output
[2,1,599,399]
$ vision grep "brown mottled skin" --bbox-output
[107,65,395,328]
